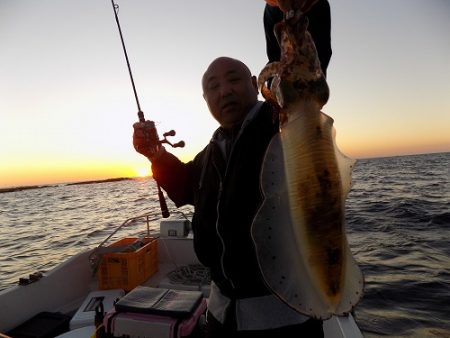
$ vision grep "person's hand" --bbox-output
[265,0,279,7]
[132,121,165,161]
[265,0,318,13]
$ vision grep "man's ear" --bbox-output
[251,75,258,94]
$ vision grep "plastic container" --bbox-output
[103,298,207,338]
[97,237,158,291]
[70,289,125,330]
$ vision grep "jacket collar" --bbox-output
[211,101,264,159]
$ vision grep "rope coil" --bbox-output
[167,264,211,287]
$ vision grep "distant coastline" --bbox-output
[0,177,139,194]
[1,151,448,194]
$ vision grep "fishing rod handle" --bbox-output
[140,119,170,218]
[138,110,145,123]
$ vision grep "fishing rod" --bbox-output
[110,0,184,218]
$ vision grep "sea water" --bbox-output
[0,152,449,337]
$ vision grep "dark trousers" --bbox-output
[205,311,324,338]
[263,0,332,77]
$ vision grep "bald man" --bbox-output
[133,57,324,337]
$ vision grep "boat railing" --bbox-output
[88,210,191,274]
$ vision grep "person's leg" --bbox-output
[234,318,323,338]
[205,310,238,338]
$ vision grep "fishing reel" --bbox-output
[160,130,185,149]
[137,111,184,150]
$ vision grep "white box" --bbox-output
[160,219,190,238]
[70,289,125,329]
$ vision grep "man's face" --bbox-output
[202,58,258,130]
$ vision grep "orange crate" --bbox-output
[98,237,158,291]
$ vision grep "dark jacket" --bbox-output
[151,102,278,299]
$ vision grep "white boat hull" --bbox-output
[0,234,363,337]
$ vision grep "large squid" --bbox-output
[251,0,364,319]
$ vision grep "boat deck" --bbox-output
[0,233,362,337]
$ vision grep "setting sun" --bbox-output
[136,166,151,178]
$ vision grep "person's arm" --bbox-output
[151,151,195,207]
[263,0,332,77]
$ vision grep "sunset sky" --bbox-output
[1,0,449,188]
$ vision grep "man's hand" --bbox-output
[133,121,165,161]
[265,0,318,13]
